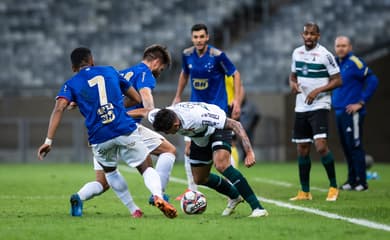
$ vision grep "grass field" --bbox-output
[0,161,389,240]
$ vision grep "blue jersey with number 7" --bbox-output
[57,66,137,144]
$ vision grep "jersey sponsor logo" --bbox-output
[201,113,220,119]
[302,64,309,75]
[201,120,217,126]
[193,78,208,90]
[123,71,134,81]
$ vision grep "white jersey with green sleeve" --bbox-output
[291,44,340,112]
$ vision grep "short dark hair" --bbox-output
[152,108,177,132]
[304,22,320,34]
[143,44,171,67]
[191,23,208,34]
[70,47,92,68]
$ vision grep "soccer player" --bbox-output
[333,36,379,191]
[37,47,177,219]
[70,44,175,217]
[289,22,342,201]
[137,102,269,218]
[172,23,243,199]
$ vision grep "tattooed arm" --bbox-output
[224,118,256,167]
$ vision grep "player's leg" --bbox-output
[92,135,143,218]
[311,110,338,200]
[212,129,267,217]
[121,130,176,218]
[175,138,198,201]
[347,112,367,191]
[152,139,176,194]
[336,112,357,190]
[69,158,108,217]
[290,112,313,201]
[189,141,241,202]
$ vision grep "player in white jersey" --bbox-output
[289,22,342,202]
[138,102,268,217]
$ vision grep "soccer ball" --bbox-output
[180,190,207,214]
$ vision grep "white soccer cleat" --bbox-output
[248,208,269,218]
[221,196,244,216]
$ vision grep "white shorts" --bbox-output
[91,127,150,169]
[93,124,164,170]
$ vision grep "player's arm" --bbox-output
[289,72,300,94]
[123,86,142,108]
[172,70,189,105]
[139,87,154,110]
[224,118,255,167]
[305,73,342,105]
[37,97,69,160]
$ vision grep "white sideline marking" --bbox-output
[121,166,390,232]
[253,177,327,192]
[258,197,390,232]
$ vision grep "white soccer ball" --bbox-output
[180,190,207,214]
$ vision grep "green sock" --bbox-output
[321,151,337,188]
[203,173,240,199]
[298,155,311,192]
[222,166,263,210]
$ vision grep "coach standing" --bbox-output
[333,36,379,191]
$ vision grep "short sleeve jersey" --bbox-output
[119,62,156,123]
[182,45,236,113]
[57,66,136,144]
[291,44,340,112]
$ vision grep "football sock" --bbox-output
[321,151,337,188]
[142,167,163,198]
[298,155,311,192]
[203,173,240,199]
[155,152,175,192]
[105,170,139,213]
[77,181,104,201]
[222,165,263,210]
[184,155,198,191]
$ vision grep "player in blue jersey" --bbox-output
[172,23,243,200]
[289,23,342,201]
[68,45,175,217]
[333,36,379,191]
[37,47,177,219]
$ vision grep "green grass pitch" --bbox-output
[0,162,389,240]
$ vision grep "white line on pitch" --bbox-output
[121,166,390,232]
[253,177,328,192]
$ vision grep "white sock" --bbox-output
[142,167,163,198]
[77,181,104,201]
[105,170,139,214]
[184,155,197,191]
[155,152,175,192]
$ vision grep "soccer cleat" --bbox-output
[248,208,269,218]
[70,193,83,217]
[174,189,191,201]
[221,196,244,216]
[148,193,170,205]
[153,195,178,219]
[326,187,339,201]
[339,181,356,190]
[354,184,368,191]
[131,209,144,218]
[289,191,312,201]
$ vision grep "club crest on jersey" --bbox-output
[193,78,208,90]
[302,64,309,75]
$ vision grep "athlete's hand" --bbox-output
[172,96,181,106]
[37,144,51,160]
[67,101,78,110]
[230,100,241,120]
[290,81,300,94]
[244,150,256,167]
[346,103,362,114]
[305,89,320,105]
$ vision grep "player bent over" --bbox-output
[133,102,268,217]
